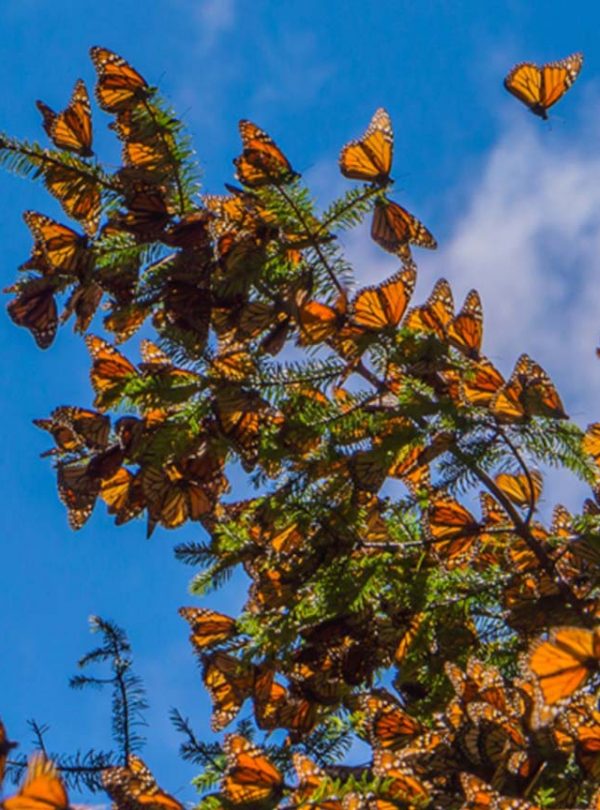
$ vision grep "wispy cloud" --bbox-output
[193,0,236,49]
[341,114,600,509]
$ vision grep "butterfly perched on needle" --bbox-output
[234,120,298,188]
[339,107,393,186]
[504,52,583,119]
[90,46,150,113]
[36,79,93,157]
[371,197,437,258]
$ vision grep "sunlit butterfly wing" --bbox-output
[339,107,393,185]
[90,46,150,112]
[459,772,540,810]
[203,653,254,731]
[504,53,583,119]
[42,163,101,236]
[102,754,183,810]
[405,278,454,339]
[179,606,237,651]
[3,754,69,810]
[526,626,600,705]
[494,470,543,510]
[222,734,283,805]
[371,197,437,256]
[36,79,93,156]
[23,211,88,275]
[86,335,137,411]
[234,120,297,187]
[352,265,416,331]
[100,467,145,525]
[447,289,482,358]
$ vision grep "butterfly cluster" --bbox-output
[2,46,600,810]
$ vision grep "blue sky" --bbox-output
[2,0,600,803]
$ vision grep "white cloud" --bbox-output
[341,116,600,510]
[194,0,236,49]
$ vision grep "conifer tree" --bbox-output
[3,46,600,810]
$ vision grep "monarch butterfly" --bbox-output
[372,749,430,804]
[297,293,349,345]
[104,302,150,344]
[447,289,483,359]
[100,467,145,526]
[526,626,600,705]
[0,720,17,785]
[90,46,150,112]
[3,753,69,810]
[582,423,600,465]
[23,212,88,276]
[394,613,425,665]
[34,405,110,456]
[42,162,101,236]
[222,734,283,805]
[292,753,342,810]
[339,107,393,185]
[7,277,58,348]
[102,754,183,810]
[352,265,416,331]
[253,666,317,735]
[494,470,543,510]
[491,354,567,422]
[371,197,437,257]
[86,335,137,411]
[234,120,298,188]
[426,497,481,564]
[458,357,505,407]
[36,79,93,157]
[213,387,276,471]
[504,52,583,119]
[203,652,255,731]
[459,772,540,810]
[179,606,237,651]
[111,184,172,240]
[362,693,424,748]
[405,278,454,339]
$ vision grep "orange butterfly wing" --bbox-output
[37,79,93,156]
[234,120,297,187]
[504,52,583,119]
[447,289,483,358]
[222,734,283,805]
[405,278,454,339]
[527,626,600,705]
[371,198,437,256]
[90,46,149,112]
[7,278,58,349]
[352,265,416,331]
[4,754,69,810]
[102,754,182,810]
[179,606,237,650]
[339,107,393,184]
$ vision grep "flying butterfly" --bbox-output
[90,46,150,112]
[526,625,600,705]
[234,120,298,188]
[352,265,416,332]
[490,353,567,422]
[339,107,393,185]
[3,754,69,810]
[222,734,283,806]
[504,52,583,119]
[36,79,93,157]
[102,754,183,810]
[371,197,437,258]
[34,405,110,456]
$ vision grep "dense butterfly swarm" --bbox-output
[2,46,600,810]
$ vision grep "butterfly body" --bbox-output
[504,52,583,119]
